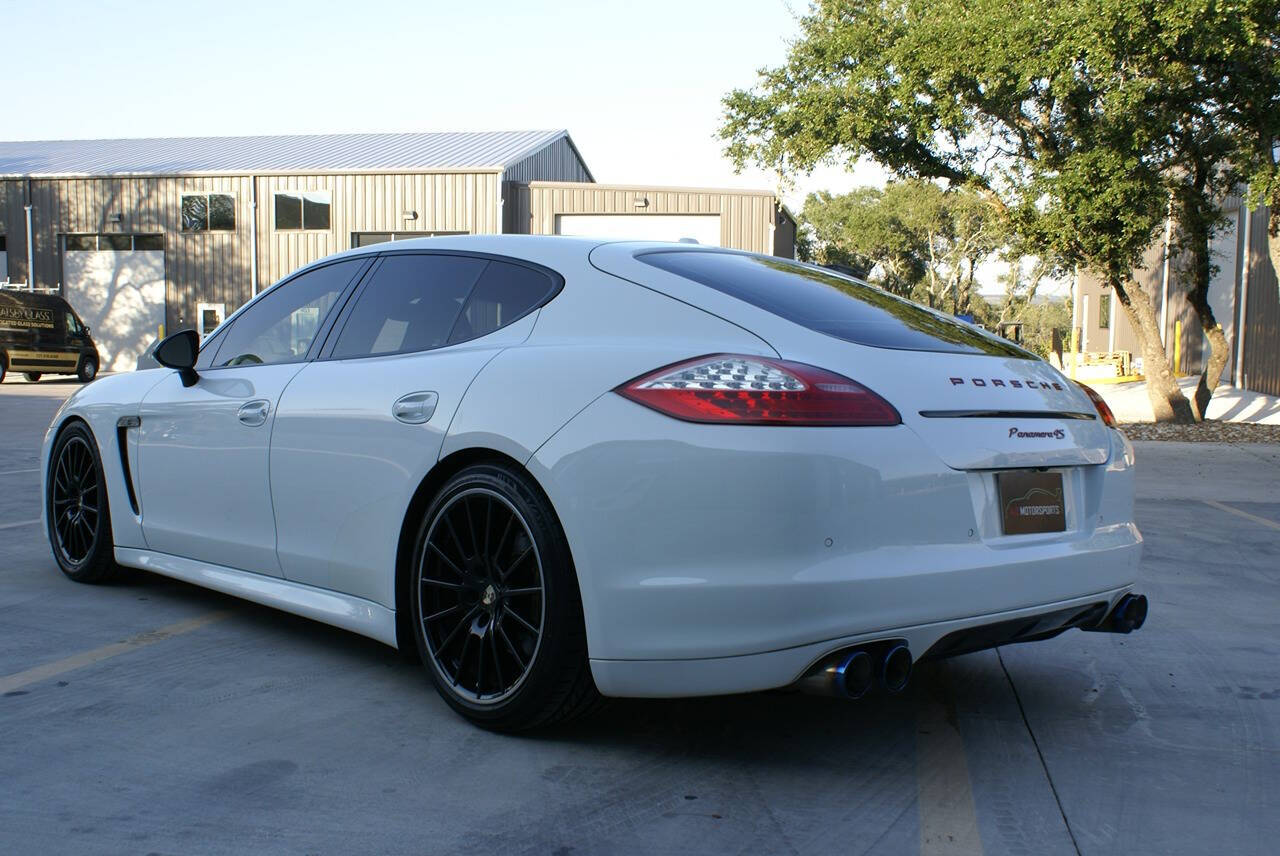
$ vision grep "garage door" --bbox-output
[63,234,165,372]
[555,214,721,246]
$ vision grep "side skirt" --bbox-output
[115,547,399,648]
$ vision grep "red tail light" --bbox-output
[616,354,901,426]
[1075,381,1117,427]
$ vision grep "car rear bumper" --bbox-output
[530,394,1142,695]
[588,586,1134,697]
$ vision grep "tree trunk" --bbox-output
[1180,210,1230,420]
[1110,275,1195,423]
[1269,210,1280,298]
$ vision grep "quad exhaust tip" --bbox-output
[1082,593,1149,634]
[880,644,912,694]
[1111,593,1148,633]
[796,642,911,699]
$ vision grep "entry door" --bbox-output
[138,363,305,573]
[270,253,553,606]
[135,257,368,574]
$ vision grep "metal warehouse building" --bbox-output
[0,130,795,371]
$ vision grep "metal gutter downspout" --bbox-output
[24,178,34,291]
[1159,196,1174,346]
[1235,205,1252,388]
[250,177,259,297]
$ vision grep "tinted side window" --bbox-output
[330,255,488,359]
[213,259,364,367]
[194,327,226,370]
[446,260,555,345]
[638,251,1030,357]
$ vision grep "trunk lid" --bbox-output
[590,242,1111,470]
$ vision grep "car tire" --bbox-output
[410,462,602,731]
[46,422,122,584]
[24,372,42,383]
[77,357,98,383]
[0,353,7,383]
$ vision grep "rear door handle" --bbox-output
[237,399,270,427]
[392,391,439,425]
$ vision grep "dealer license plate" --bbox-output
[997,470,1066,535]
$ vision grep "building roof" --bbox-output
[0,130,576,178]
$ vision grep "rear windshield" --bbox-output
[638,250,1030,357]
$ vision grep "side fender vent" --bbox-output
[115,419,140,516]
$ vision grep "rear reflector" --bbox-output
[616,355,901,426]
[1075,382,1117,427]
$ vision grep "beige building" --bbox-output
[0,131,794,371]
[1075,195,1280,396]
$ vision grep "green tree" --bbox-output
[721,0,1280,422]
[801,180,1003,311]
[800,186,927,294]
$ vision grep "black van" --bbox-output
[0,290,101,383]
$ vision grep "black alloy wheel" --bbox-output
[410,464,600,730]
[47,422,120,582]
[419,486,545,704]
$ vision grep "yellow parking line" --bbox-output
[917,696,984,855]
[0,611,231,694]
[0,518,41,531]
[1203,499,1280,532]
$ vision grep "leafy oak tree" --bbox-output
[721,0,1280,422]
[801,180,1003,312]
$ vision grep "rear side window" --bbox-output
[638,251,1029,357]
[447,260,554,345]
[330,254,556,359]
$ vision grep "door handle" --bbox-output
[392,391,439,425]
[237,399,270,427]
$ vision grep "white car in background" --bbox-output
[41,236,1146,731]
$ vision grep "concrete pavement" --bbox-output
[1097,377,1280,424]
[1,378,1277,855]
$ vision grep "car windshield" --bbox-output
[638,250,1030,357]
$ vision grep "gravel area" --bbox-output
[1118,420,1280,443]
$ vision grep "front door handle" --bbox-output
[237,399,270,427]
[392,391,438,425]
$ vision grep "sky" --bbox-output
[0,0,1028,294]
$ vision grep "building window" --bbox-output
[181,193,236,232]
[65,234,163,252]
[1098,294,1111,329]
[275,191,331,231]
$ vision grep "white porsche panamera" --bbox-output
[42,235,1147,730]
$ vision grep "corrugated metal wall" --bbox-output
[1242,205,1280,396]
[503,137,592,184]
[0,171,500,330]
[255,171,500,286]
[1,179,26,281]
[8,175,256,330]
[518,181,778,254]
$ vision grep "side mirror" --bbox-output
[80,325,91,337]
[154,329,200,387]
